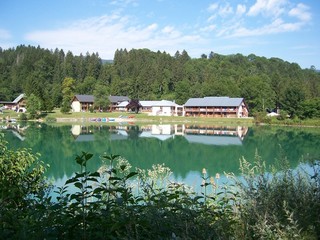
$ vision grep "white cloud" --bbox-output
[207,3,219,12]
[216,21,242,37]
[207,14,217,22]
[230,17,304,37]
[247,0,287,18]
[161,26,174,34]
[218,3,233,17]
[24,14,203,58]
[0,29,13,49]
[110,0,138,7]
[207,2,233,19]
[200,24,216,32]
[161,25,181,38]
[289,3,311,22]
[0,29,11,40]
[236,4,246,16]
[204,0,312,39]
[146,23,158,31]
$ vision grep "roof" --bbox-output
[73,95,130,103]
[140,100,181,107]
[117,101,129,107]
[140,101,159,107]
[153,100,181,107]
[74,94,94,103]
[12,94,25,103]
[184,97,244,107]
[109,96,130,103]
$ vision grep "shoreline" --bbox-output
[55,117,136,123]
[51,117,320,128]
[2,110,320,127]
[53,116,256,125]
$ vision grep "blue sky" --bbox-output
[1,0,319,69]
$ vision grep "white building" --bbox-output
[118,100,183,116]
[149,100,183,116]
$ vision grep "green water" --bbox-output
[1,123,320,189]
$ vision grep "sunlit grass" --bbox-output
[0,109,20,119]
[46,108,255,125]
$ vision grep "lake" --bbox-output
[1,123,320,191]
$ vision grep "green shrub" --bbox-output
[45,116,57,122]
[45,152,239,239]
[0,134,49,239]
[60,100,70,114]
[235,150,320,239]
[254,112,271,124]
[19,113,28,121]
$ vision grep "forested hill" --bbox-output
[0,45,319,117]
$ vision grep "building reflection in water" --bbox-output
[0,124,28,141]
[71,124,248,145]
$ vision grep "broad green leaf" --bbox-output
[74,182,83,189]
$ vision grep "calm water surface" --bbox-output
[1,123,320,190]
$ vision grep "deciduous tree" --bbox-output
[93,83,110,111]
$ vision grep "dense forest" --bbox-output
[0,45,319,118]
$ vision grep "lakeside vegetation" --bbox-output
[2,107,320,127]
[0,133,319,239]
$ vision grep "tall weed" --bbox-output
[236,149,320,239]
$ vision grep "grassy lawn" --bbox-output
[1,108,255,125]
[50,109,256,125]
[0,109,21,119]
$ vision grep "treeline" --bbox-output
[0,45,320,118]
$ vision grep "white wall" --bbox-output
[71,101,81,112]
[151,106,173,116]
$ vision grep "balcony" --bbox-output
[185,107,238,113]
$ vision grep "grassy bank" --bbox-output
[2,108,320,127]
[1,108,255,126]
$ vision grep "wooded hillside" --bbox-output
[0,45,319,118]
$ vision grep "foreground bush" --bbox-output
[0,133,50,239]
[39,153,238,239]
[0,139,238,239]
[236,151,320,239]
[0,134,319,239]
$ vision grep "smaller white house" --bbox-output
[117,100,183,116]
[121,100,182,116]
[71,95,94,112]
[116,101,129,111]
[150,100,183,116]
